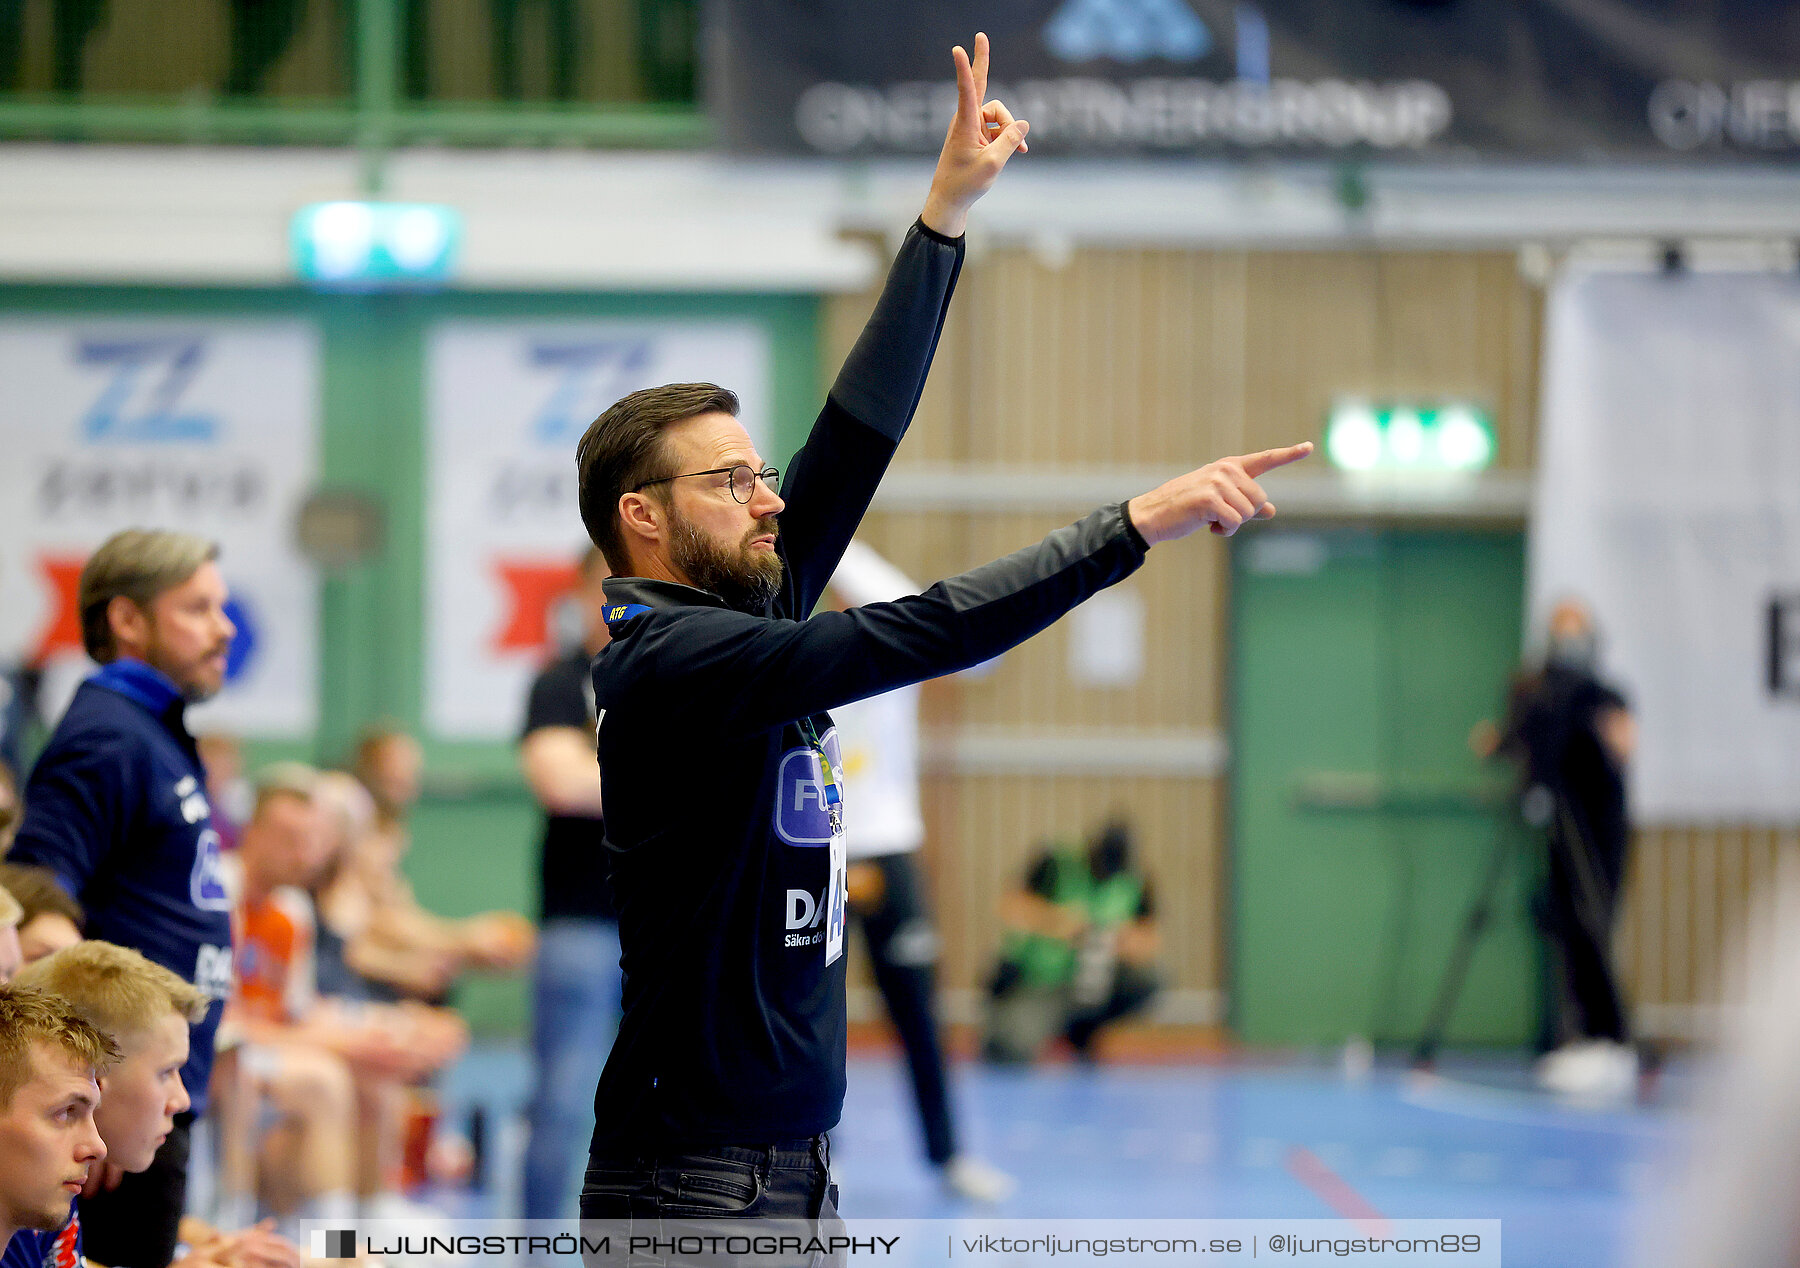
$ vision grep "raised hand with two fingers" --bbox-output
[921,32,1031,237]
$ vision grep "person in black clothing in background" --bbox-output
[1475,597,1638,1099]
[518,546,621,1220]
[573,31,1312,1237]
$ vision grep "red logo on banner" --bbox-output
[31,555,87,664]
[491,558,579,652]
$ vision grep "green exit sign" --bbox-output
[1324,400,1496,473]
[291,202,462,287]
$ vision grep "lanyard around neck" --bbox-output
[797,717,842,807]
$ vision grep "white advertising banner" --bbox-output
[1531,271,1800,820]
[0,320,320,737]
[425,321,772,739]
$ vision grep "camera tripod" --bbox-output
[1411,786,1558,1068]
[1412,780,1629,1067]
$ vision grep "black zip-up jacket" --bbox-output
[589,219,1150,1152]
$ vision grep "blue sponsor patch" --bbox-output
[190,827,233,912]
[773,726,842,846]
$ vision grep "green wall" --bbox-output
[1229,526,1536,1049]
[1,282,821,1033]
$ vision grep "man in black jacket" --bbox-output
[518,546,621,1219]
[573,33,1312,1231]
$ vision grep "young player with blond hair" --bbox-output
[0,984,115,1267]
[14,942,297,1268]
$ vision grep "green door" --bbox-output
[1229,526,1535,1047]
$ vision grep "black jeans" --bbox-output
[1065,962,1160,1056]
[580,1137,842,1268]
[1543,795,1630,1044]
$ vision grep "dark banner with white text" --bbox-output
[707,0,1800,161]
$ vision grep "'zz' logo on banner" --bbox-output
[528,339,655,445]
[76,337,220,443]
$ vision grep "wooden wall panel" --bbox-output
[916,773,1224,1009]
[834,245,1539,471]
[855,511,1223,732]
[1238,251,1540,463]
[1618,825,1800,1036]
[960,251,1252,466]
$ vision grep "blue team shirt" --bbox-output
[10,660,233,1116]
[1,1202,83,1268]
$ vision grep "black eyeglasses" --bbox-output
[633,464,780,505]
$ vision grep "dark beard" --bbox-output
[145,632,226,703]
[669,509,784,610]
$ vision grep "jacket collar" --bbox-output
[89,657,185,721]
[601,576,729,613]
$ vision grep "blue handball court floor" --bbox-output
[439,1044,1688,1268]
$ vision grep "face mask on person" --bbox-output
[1546,631,1597,671]
[1088,826,1132,880]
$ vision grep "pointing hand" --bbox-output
[1127,443,1315,545]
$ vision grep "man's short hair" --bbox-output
[576,383,741,573]
[13,942,209,1048]
[0,985,120,1111]
[251,762,320,821]
[0,866,83,934]
[79,529,220,662]
[0,883,20,930]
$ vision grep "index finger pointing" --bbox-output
[1239,441,1315,478]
